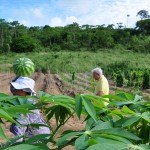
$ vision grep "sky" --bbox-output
[1,0,150,28]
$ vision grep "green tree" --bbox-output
[137,9,150,20]
[0,19,12,52]
[136,19,150,34]
[11,35,36,53]
[93,29,114,48]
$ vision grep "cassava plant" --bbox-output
[0,91,149,150]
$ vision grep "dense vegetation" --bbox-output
[0,10,150,53]
[0,91,149,149]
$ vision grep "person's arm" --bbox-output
[96,79,105,96]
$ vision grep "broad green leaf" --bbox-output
[122,116,141,127]
[111,109,125,115]
[114,117,130,127]
[116,91,134,101]
[112,101,133,107]
[122,106,136,114]
[25,134,50,144]
[0,93,8,97]
[86,118,95,130]
[4,144,49,150]
[141,112,150,122]
[55,106,61,124]
[88,139,99,146]
[134,94,143,102]
[138,144,150,150]
[102,94,127,101]
[91,121,113,131]
[0,95,18,102]
[90,135,132,144]
[46,107,56,121]
[37,91,48,98]
[3,136,23,148]
[0,124,9,141]
[52,95,74,100]
[18,97,28,105]
[83,95,109,109]
[6,107,32,115]
[97,134,133,144]
[51,101,73,109]
[44,95,75,106]
[87,143,150,150]
[46,105,72,124]
[0,108,17,123]
[56,131,84,146]
[75,134,89,150]
[127,144,150,150]
[75,95,82,119]
[86,143,127,150]
[92,97,109,109]
[91,128,141,141]
[82,97,97,122]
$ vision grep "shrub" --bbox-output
[142,70,150,89]
[11,35,36,53]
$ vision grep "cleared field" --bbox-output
[0,51,150,73]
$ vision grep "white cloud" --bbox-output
[3,0,150,27]
[50,17,63,27]
[57,0,92,15]
[49,16,78,27]
[74,0,150,28]
[32,8,44,18]
[66,16,78,24]
[19,19,29,26]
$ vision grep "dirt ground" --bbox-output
[0,71,149,149]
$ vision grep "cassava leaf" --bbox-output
[82,97,97,122]
[56,131,84,146]
[75,95,82,119]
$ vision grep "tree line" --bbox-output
[0,9,150,53]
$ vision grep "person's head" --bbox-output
[91,67,103,80]
[10,77,35,96]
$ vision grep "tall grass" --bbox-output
[0,50,150,73]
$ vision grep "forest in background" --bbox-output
[0,9,150,53]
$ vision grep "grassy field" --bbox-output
[0,50,150,73]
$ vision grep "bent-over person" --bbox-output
[92,67,109,105]
[10,76,50,142]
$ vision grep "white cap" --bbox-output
[10,77,35,93]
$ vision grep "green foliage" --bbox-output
[142,70,150,89]
[51,45,61,51]
[0,91,150,149]
[11,35,36,53]
[3,143,49,150]
[136,19,150,34]
[137,9,150,20]
[1,17,150,53]
[116,72,124,87]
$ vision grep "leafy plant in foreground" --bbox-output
[0,91,149,150]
